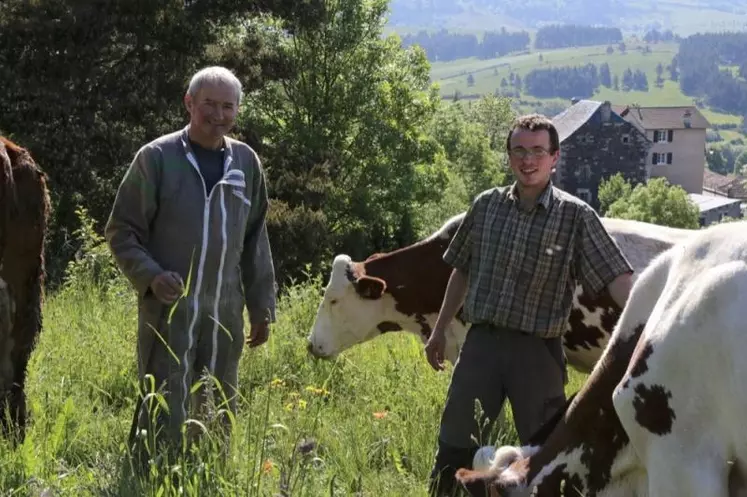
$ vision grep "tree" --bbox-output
[0,0,317,284]
[668,56,679,81]
[604,177,700,229]
[241,0,445,282]
[597,173,632,215]
[735,150,747,175]
[655,62,665,87]
[599,63,611,87]
[622,68,634,91]
[416,96,513,234]
[707,148,729,175]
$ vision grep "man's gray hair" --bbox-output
[187,66,243,104]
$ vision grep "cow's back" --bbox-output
[602,217,694,274]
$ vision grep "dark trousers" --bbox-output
[429,323,567,496]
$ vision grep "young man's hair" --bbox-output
[505,114,560,153]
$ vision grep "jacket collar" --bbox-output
[179,125,235,173]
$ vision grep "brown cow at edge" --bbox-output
[0,136,51,441]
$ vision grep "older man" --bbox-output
[105,66,277,457]
[424,114,634,496]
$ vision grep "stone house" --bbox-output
[551,99,651,210]
[612,104,710,194]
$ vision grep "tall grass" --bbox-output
[0,214,588,496]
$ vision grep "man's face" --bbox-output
[184,82,239,143]
[508,128,559,189]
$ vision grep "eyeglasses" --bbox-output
[508,147,551,159]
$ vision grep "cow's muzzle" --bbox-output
[306,340,334,360]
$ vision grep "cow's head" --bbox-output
[456,445,539,497]
[307,254,399,359]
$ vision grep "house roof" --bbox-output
[688,193,742,212]
[552,100,603,143]
[703,169,735,191]
[611,105,710,130]
[702,169,747,199]
[729,179,747,199]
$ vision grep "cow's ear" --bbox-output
[354,275,386,299]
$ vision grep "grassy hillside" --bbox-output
[1,272,589,496]
[430,41,741,127]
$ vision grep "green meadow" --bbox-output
[0,261,588,496]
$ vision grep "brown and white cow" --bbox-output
[456,221,747,497]
[307,212,693,373]
[0,137,51,441]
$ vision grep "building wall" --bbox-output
[554,110,650,211]
[647,127,706,194]
[699,202,743,226]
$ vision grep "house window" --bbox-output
[576,188,592,204]
[621,134,630,144]
[651,152,673,165]
[578,164,592,181]
[654,129,673,142]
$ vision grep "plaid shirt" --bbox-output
[444,182,633,338]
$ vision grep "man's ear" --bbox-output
[353,275,386,300]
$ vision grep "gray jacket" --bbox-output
[105,125,276,324]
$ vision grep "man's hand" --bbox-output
[424,328,447,371]
[150,271,184,304]
[247,321,270,348]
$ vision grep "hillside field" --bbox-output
[429,41,742,128]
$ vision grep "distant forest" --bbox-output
[400,28,529,61]
[534,25,621,49]
[522,63,648,99]
[677,32,747,116]
[401,25,666,62]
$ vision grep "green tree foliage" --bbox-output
[399,28,530,62]
[533,25,622,49]
[735,150,747,175]
[415,95,513,236]
[0,0,318,284]
[239,0,445,282]
[597,172,632,215]
[677,32,747,114]
[601,176,700,229]
[707,148,729,175]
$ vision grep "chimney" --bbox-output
[684,109,692,128]
[601,100,611,122]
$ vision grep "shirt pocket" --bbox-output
[522,223,572,284]
[221,170,252,251]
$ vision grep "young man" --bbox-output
[105,66,277,460]
[425,114,633,496]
